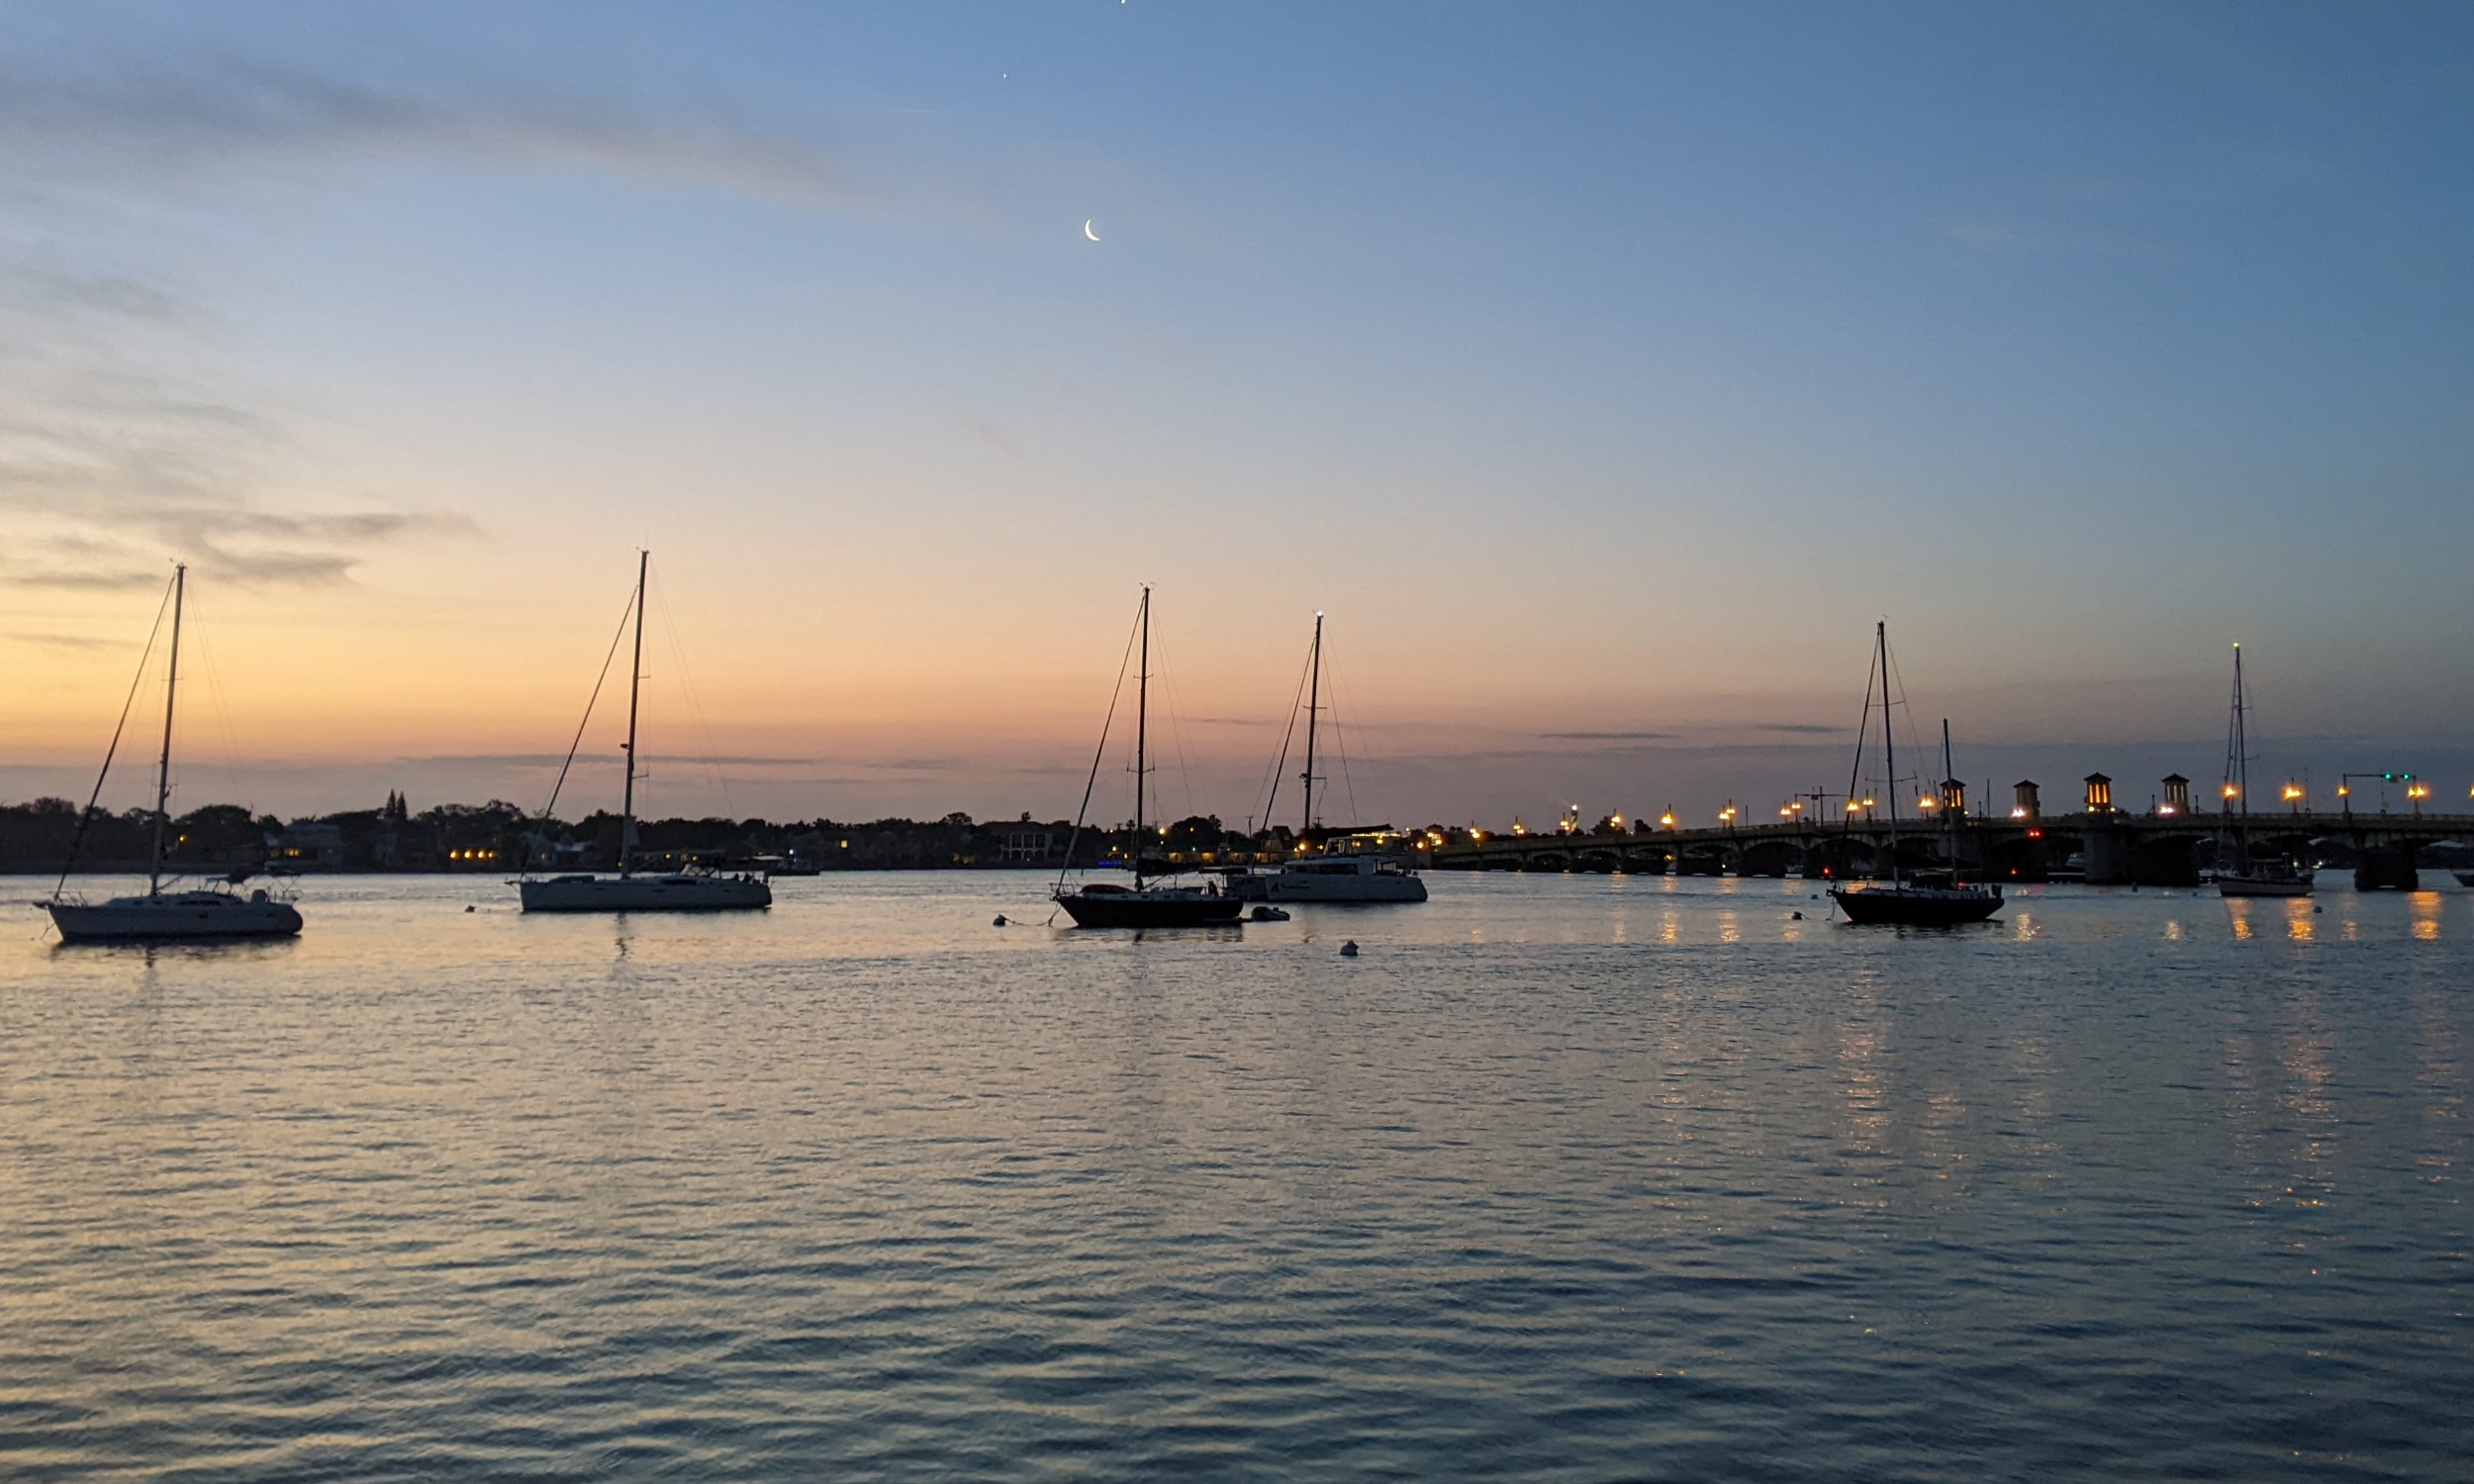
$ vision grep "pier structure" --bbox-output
[1422,807,2474,889]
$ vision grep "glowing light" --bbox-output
[2010,807,2027,819]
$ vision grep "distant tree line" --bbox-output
[0,795,1336,874]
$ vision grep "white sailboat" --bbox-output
[517,553,771,913]
[42,564,305,943]
[2216,643,2313,899]
[1229,612,1427,904]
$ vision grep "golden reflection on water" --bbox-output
[2010,913,2042,941]
[1717,911,1741,946]
[2285,898,2316,942]
[2410,892,2442,941]
[1659,913,1679,946]
[2164,919,2183,941]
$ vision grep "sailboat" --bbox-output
[1052,588,1243,928]
[1230,611,1426,904]
[2215,643,2312,899]
[517,553,771,913]
[1827,621,2003,926]
[42,564,305,943]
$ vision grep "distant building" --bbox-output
[266,819,344,869]
[2084,774,2114,814]
[1000,818,1068,864]
[2013,781,2041,819]
[2160,774,2191,816]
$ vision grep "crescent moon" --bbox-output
[1084,220,1101,242]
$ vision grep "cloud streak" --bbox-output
[0,54,855,209]
[0,48,886,592]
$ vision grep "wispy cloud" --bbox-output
[1751,722,1840,735]
[0,54,855,209]
[1543,729,1676,741]
[5,629,136,650]
[399,752,815,768]
[0,49,883,592]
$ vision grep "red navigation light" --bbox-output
[2027,829,2044,839]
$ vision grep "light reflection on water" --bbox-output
[1,871,2469,1481]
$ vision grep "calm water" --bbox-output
[2,872,2467,1481]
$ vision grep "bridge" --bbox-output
[1422,810,2474,890]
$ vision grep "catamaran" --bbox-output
[1228,611,1427,904]
[1827,620,2003,926]
[41,564,304,943]
[517,552,770,913]
[1052,588,1243,928]
[2215,643,2313,898]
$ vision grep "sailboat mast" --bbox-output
[1300,611,1322,835]
[147,563,186,896]
[620,550,647,877]
[1133,587,1151,857]
[2233,643,2248,822]
[1878,622,1899,881]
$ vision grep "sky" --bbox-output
[1,1,2469,829]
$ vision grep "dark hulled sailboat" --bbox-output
[1828,621,2003,927]
[1053,589,1242,929]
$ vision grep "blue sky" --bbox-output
[1,2,2468,823]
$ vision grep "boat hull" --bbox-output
[1230,871,1429,903]
[1830,884,2003,926]
[2218,876,2313,898]
[1055,889,1244,928]
[519,875,772,913]
[48,892,303,943]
